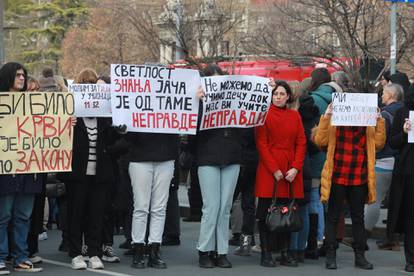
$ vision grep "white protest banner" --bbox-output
[69,84,111,117]
[408,111,414,143]
[331,93,378,126]
[200,75,271,130]
[0,91,74,174]
[110,64,200,135]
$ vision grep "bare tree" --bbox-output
[246,0,414,90]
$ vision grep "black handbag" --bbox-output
[266,179,302,233]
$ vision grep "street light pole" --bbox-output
[390,1,397,74]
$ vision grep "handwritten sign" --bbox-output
[408,111,414,143]
[110,64,200,135]
[200,75,271,130]
[0,91,74,174]
[331,93,378,126]
[69,84,111,117]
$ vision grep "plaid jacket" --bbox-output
[332,126,367,186]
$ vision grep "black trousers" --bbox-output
[403,176,414,264]
[163,188,181,239]
[66,176,108,257]
[56,195,69,244]
[325,184,368,250]
[188,165,202,218]
[233,164,256,235]
[27,180,46,256]
[102,181,117,246]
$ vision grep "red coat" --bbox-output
[255,105,306,199]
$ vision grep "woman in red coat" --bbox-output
[255,80,306,267]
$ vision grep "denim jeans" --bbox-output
[197,165,240,254]
[0,193,35,265]
[364,170,392,231]
[129,161,174,244]
[290,203,310,251]
[309,186,325,241]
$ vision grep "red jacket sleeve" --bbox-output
[255,124,279,173]
[292,112,306,171]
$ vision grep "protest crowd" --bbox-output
[1,60,414,275]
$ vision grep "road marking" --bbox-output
[43,259,133,276]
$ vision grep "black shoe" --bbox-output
[260,251,276,267]
[119,240,132,249]
[325,245,337,269]
[296,250,305,263]
[182,216,201,222]
[58,241,69,252]
[280,250,298,267]
[229,234,241,246]
[123,248,134,256]
[162,237,180,246]
[198,251,214,268]
[216,255,232,268]
[131,243,145,269]
[209,251,218,266]
[354,250,373,270]
[406,263,414,272]
[147,243,167,269]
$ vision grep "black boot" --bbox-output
[325,244,337,269]
[406,263,414,272]
[216,255,232,268]
[296,250,305,263]
[280,250,298,267]
[258,221,276,267]
[354,249,373,270]
[305,214,319,259]
[198,251,214,268]
[131,243,145,269]
[147,243,167,269]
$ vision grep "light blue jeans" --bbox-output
[290,203,310,251]
[309,186,325,241]
[197,165,240,254]
[0,193,34,265]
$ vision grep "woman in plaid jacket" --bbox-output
[314,103,385,270]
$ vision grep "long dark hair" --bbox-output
[0,62,28,92]
[273,80,294,104]
[307,68,331,92]
[202,63,227,77]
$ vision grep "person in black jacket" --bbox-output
[195,64,242,269]
[126,130,179,270]
[59,69,117,270]
[388,84,414,272]
[0,62,43,273]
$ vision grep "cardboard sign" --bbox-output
[0,91,74,174]
[200,75,271,130]
[408,111,414,143]
[331,93,378,126]
[110,64,200,135]
[69,84,111,117]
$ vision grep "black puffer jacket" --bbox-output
[195,128,242,166]
[125,133,179,162]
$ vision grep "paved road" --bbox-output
[20,221,409,276]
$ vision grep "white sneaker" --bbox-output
[29,255,42,264]
[71,255,87,270]
[251,245,261,253]
[38,232,48,241]
[88,256,104,269]
[102,246,120,263]
[0,262,10,275]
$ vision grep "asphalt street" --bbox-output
[13,220,409,276]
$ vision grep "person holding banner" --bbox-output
[60,68,117,270]
[313,103,385,270]
[255,80,306,267]
[0,62,43,273]
[194,64,241,269]
[388,84,414,272]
